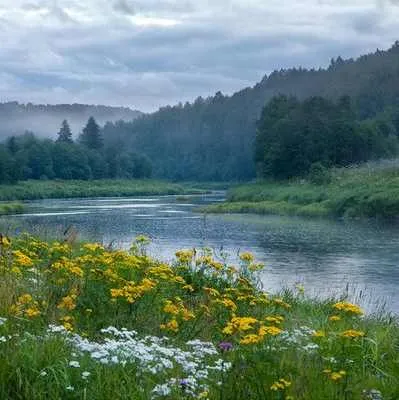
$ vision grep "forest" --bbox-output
[2,42,399,183]
[0,118,152,183]
[102,41,399,181]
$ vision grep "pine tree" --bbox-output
[79,117,103,149]
[56,120,73,143]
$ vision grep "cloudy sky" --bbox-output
[0,0,398,111]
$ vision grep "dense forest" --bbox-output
[102,41,399,181]
[0,102,141,139]
[2,42,399,183]
[0,118,152,183]
[255,95,399,180]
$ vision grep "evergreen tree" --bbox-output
[56,120,73,143]
[79,117,103,150]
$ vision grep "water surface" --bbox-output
[1,193,398,313]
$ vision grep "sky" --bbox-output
[0,0,398,112]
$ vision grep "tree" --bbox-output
[79,117,103,150]
[56,120,73,143]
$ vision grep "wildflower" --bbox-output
[82,371,91,380]
[273,298,291,309]
[341,329,365,338]
[66,386,74,391]
[271,378,291,391]
[240,334,262,345]
[175,249,194,263]
[239,252,254,263]
[332,301,363,316]
[313,330,326,338]
[218,341,233,352]
[57,295,77,311]
[39,371,47,377]
[329,315,341,322]
[258,325,282,336]
[68,360,80,368]
[24,306,41,318]
[264,315,284,325]
[160,319,179,333]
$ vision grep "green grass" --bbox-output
[202,160,399,218]
[0,179,207,201]
[0,234,398,399]
[0,202,24,216]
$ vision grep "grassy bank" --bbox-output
[0,202,24,216]
[0,234,398,399]
[202,160,399,218]
[0,180,207,201]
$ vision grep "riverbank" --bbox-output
[0,235,398,399]
[202,161,399,218]
[0,179,207,201]
[0,202,24,216]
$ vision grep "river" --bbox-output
[1,192,399,314]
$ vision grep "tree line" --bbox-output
[102,41,399,181]
[254,95,399,180]
[0,118,152,183]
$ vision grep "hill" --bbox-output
[103,41,399,181]
[0,102,142,139]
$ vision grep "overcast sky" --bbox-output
[0,0,398,111]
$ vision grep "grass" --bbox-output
[0,202,24,216]
[201,160,399,219]
[0,234,398,399]
[0,179,207,201]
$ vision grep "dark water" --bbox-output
[1,193,399,314]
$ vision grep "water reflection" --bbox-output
[1,193,399,313]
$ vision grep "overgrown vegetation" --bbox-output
[0,234,397,399]
[202,160,399,218]
[0,180,202,201]
[0,203,24,216]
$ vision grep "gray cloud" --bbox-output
[0,0,398,111]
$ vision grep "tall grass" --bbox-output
[0,180,206,201]
[203,160,399,218]
[0,202,24,216]
[0,234,398,399]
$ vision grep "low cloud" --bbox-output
[0,0,398,111]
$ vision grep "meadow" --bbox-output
[0,234,398,399]
[0,180,205,201]
[202,160,399,219]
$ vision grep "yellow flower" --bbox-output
[329,315,341,322]
[239,252,254,263]
[163,300,180,315]
[313,330,326,338]
[332,301,363,316]
[264,315,284,325]
[57,295,77,311]
[24,307,41,318]
[341,329,365,338]
[160,319,179,332]
[258,325,282,336]
[240,334,262,345]
[12,250,34,267]
[324,369,346,381]
[270,379,291,391]
[273,298,291,309]
[175,249,194,263]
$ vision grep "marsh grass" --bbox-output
[0,180,206,201]
[202,160,399,219]
[0,235,398,399]
[0,202,24,216]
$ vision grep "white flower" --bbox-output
[82,371,91,380]
[39,371,47,377]
[66,386,74,391]
[0,337,6,343]
[0,317,7,326]
[68,361,80,368]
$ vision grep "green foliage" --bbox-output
[202,160,399,218]
[0,236,398,399]
[56,120,73,144]
[101,42,399,181]
[0,203,24,216]
[255,95,398,179]
[0,180,202,201]
[79,117,103,150]
[308,163,332,185]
